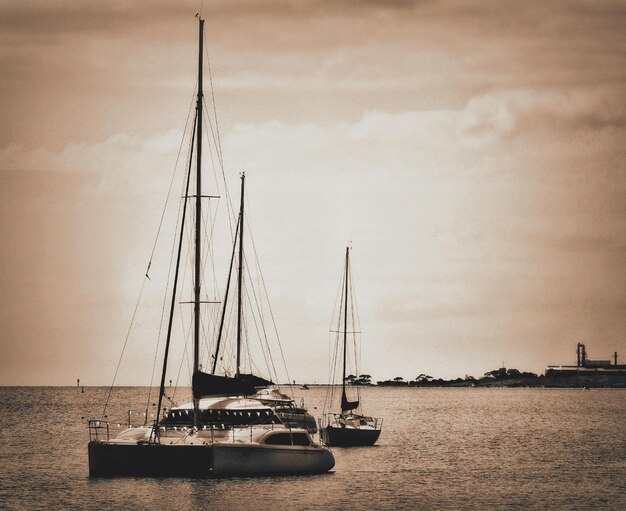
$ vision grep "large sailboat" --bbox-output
[87,17,334,477]
[320,247,382,447]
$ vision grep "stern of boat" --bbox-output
[319,414,382,447]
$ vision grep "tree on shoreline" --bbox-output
[483,367,538,380]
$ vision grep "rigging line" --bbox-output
[324,329,340,415]
[145,111,198,423]
[200,105,224,223]
[144,195,182,422]
[324,274,343,414]
[199,306,213,373]
[332,257,348,390]
[201,119,236,296]
[246,217,292,392]
[248,242,280,386]
[197,197,218,290]
[177,293,194,392]
[199,103,226,243]
[202,274,222,369]
[211,215,240,374]
[201,91,223,174]
[155,110,198,424]
[241,251,269,371]
[243,305,253,374]
[202,95,235,237]
[329,260,345,370]
[145,86,197,279]
[348,253,364,409]
[222,303,237,370]
[174,307,192,404]
[201,101,219,185]
[205,202,220,301]
[178,194,195,379]
[232,266,257,378]
[105,86,196,420]
[330,261,348,410]
[244,275,273,381]
[247,246,280,385]
[182,291,193,385]
[203,32,224,171]
[102,276,148,419]
[197,204,223,371]
[200,194,221,304]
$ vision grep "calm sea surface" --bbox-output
[0,386,624,510]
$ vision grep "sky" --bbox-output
[1,0,625,385]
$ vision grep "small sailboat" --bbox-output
[320,247,382,447]
[87,16,334,477]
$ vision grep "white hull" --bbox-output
[88,424,334,477]
[211,443,334,475]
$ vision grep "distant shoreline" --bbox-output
[374,374,626,388]
[2,376,626,389]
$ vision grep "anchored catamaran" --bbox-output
[87,16,334,477]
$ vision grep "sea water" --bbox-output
[0,386,624,510]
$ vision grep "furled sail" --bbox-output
[341,390,359,412]
[192,371,273,399]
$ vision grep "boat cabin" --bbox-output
[261,431,312,446]
[161,407,280,427]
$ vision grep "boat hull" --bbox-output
[211,443,334,475]
[88,441,334,477]
[321,425,381,447]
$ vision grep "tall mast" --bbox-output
[193,16,204,426]
[236,173,245,376]
[342,246,349,400]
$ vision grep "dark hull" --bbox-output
[88,441,213,477]
[321,426,381,447]
[88,441,335,477]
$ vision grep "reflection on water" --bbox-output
[0,386,624,510]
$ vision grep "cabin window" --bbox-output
[264,433,310,446]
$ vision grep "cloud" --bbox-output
[0,1,187,41]
[1,128,186,191]
[4,85,623,187]
[3,0,625,158]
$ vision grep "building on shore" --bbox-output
[546,343,626,376]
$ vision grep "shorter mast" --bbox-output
[342,247,349,405]
[340,246,359,413]
[211,215,240,374]
[236,173,245,377]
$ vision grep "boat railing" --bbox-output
[155,419,279,441]
[319,413,383,430]
[88,419,110,441]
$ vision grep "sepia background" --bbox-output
[1,0,625,385]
